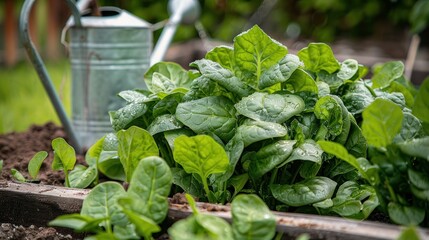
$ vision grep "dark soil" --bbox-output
[0,123,86,240]
[0,122,85,185]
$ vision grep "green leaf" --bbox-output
[234,25,288,87]
[169,194,233,239]
[313,198,333,209]
[285,68,318,93]
[371,61,404,89]
[191,59,254,98]
[236,119,288,147]
[52,138,76,171]
[394,112,422,142]
[344,120,367,158]
[48,214,104,233]
[85,136,105,166]
[397,137,429,161]
[117,126,159,182]
[0,159,3,173]
[173,135,229,181]
[235,92,304,123]
[314,95,344,137]
[69,165,97,189]
[81,182,126,227]
[205,46,235,71]
[168,213,233,240]
[97,134,124,182]
[127,156,172,223]
[11,168,26,182]
[176,96,237,142]
[317,70,344,93]
[259,54,301,89]
[386,81,415,108]
[118,198,161,239]
[318,141,379,185]
[152,92,184,117]
[149,72,179,98]
[28,151,48,180]
[227,173,249,199]
[331,181,378,219]
[248,140,296,180]
[231,194,276,240]
[387,202,425,225]
[285,140,324,165]
[271,177,337,207]
[410,0,429,34]
[411,185,429,201]
[298,43,340,74]
[397,226,421,240]
[171,167,205,198]
[362,98,403,148]
[147,114,183,135]
[412,77,429,123]
[109,102,147,132]
[337,59,358,80]
[144,62,191,91]
[408,168,429,190]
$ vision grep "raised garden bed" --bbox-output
[2,181,428,240]
[0,25,429,239]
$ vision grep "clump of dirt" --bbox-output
[0,122,85,185]
[0,223,74,240]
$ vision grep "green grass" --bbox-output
[0,59,71,134]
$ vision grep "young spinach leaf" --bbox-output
[173,135,229,201]
[412,78,429,124]
[69,165,97,189]
[337,59,358,80]
[127,156,172,223]
[11,168,26,182]
[231,194,276,240]
[205,45,235,71]
[117,126,159,182]
[28,151,48,180]
[258,54,301,89]
[371,61,404,89]
[234,25,287,88]
[298,43,340,74]
[362,98,403,149]
[52,137,76,187]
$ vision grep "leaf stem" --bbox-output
[64,170,70,187]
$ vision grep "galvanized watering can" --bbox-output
[20,0,200,152]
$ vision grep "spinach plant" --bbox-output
[92,24,428,225]
[50,156,172,240]
[52,137,98,188]
[10,151,48,183]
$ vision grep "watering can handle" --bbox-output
[19,0,86,153]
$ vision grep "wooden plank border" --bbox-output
[1,181,428,239]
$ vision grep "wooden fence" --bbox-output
[2,0,70,67]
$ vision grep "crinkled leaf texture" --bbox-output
[235,92,305,123]
[176,96,237,142]
[271,176,337,207]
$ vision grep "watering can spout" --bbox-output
[151,0,201,65]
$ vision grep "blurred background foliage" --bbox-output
[0,0,428,134]
[98,0,428,43]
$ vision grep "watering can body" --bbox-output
[20,0,200,152]
[66,7,152,148]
